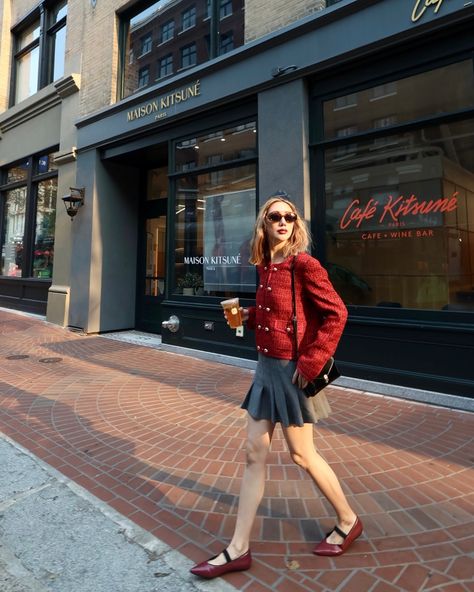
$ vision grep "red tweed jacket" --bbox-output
[246,252,348,381]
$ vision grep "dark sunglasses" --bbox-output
[267,211,298,223]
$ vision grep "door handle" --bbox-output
[161,315,180,333]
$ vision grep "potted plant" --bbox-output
[178,272,203,295]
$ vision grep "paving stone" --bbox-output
[0,308,473,591]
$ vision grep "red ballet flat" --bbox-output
[190,548,252,579]
[313,516,363,556]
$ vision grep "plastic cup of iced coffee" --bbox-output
[220,297,242,328]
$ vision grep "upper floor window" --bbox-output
[161,20,175,43]
[220,0,233,19]
[12,0,67,106]
[138,66,150,88]
[181,43,197,69]
[140,33,153,55]
[158,54,173,79]
[182,6,197,31]
[219,32,233,55]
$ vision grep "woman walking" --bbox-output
[190,192,362,579]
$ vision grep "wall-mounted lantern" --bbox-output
[62,187,85,219]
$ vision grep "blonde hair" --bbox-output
[249,195,311,265]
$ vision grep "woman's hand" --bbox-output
[223,307,249,326]
[292,369,308,390]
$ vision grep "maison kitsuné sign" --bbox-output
[411,0,449,22]
[127,80,201,123]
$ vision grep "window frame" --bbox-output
[219,31,233,55]
[0,149,58,280]
[220,0,233,19]
[169,118,258,300]
[157,54,173,79]
[180,42,197,69]
[160,19,175,44]
[181,5,197,32]
[10,0,67,107]
[138,65,151,88]
[139,32,153,56]
[309,52,474,321]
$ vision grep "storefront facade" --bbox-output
[1,0,473,398]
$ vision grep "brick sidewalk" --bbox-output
[0,309,472,592]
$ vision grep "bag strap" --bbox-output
[290,255,298,359]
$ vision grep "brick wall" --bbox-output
[245,0,325,42]
[76,0,129,117]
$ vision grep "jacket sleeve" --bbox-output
[296,256,348,381]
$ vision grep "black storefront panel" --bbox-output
[339,315,474,397]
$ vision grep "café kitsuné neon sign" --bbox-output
[411,0,448,22]
[339,192,458,231]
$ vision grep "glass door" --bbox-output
[136,163,168,333]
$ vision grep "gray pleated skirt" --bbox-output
[241,354,332,427]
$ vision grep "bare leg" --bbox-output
[208,415,275,565]
[282,423,357,545]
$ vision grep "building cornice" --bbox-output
[0,74,80,134]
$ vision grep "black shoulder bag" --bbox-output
[291,256,341,396]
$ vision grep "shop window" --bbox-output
[12,1,67,105]
[1,188,27,276]
[120,1,245,99]
[175,122,256,172]
[173,121,257,297]
[161,20,175,43]
[323,119,474,312]
[180,43,197,69]
[158,54,173,79]
[324,60,474,140]
[33,180,56,279]
[1,152,57,279]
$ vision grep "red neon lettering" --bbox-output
[338,192,458,230]
[339,198,378,230]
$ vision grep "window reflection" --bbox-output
[145,217,166,296]
[1,153,58,280]
[15,45,40,103]
[1,188,27,277]
[33,180,57,279]
[13,2,67,105]
[175,121,256,171]
[175,166,256,296]
[324,61,474,140]
[324,120,474,312]
[121,0,245,98]
[174,120,256,296]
